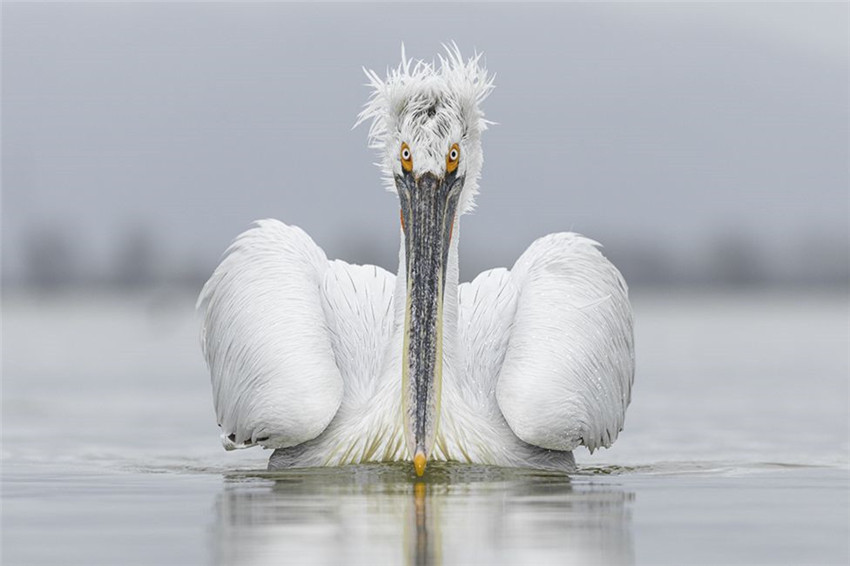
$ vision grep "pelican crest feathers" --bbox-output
[356,44,495,214]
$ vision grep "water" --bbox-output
[2,290,848,565]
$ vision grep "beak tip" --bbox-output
[413,452,427,477]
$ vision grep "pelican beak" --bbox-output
[397,170,462,476]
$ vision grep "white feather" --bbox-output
[199,220,344,450]
[496,233,634,453]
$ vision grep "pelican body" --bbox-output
[199,48,634,475]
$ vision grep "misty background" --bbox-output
[3,8,849,563]
[2,2,848,294]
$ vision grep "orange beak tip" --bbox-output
[413,452,427,477]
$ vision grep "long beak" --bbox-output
[397,171,462,477]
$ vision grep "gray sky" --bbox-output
[2,2,848,285]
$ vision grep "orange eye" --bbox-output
[446,143,460,174]
[400,143,413,172]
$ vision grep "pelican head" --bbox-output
[358,46,494,475]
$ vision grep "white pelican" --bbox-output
[198,47,634,476]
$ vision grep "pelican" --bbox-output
[198,47,634,476]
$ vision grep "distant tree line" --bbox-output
[9,223,850,293]
[15,224,209,292]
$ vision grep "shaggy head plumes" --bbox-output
[356,44,495,215]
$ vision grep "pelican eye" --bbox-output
[400,143,413,172]
[446,143,460,174]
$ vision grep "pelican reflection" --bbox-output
[212,464,634,566]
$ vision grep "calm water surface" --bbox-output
[3,291,849,565]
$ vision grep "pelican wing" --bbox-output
[495,233,634,453]
[198,219,394,451]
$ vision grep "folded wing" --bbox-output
[496,233,635,453]
[198,220,345,450]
